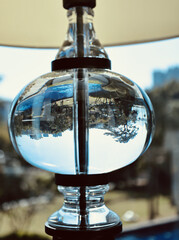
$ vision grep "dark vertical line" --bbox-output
[76,7,84,57]
[77,69,88,228]
[73,77,79,174]
[79,186,86,228]
[77,69,88,173]
[76,7,88,229]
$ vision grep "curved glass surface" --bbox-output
[8,69,155,174]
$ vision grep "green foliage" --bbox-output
[147,91,165,146]
[146,80,179,146]
[148,79,179,131]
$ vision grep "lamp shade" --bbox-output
[0,0,179,48]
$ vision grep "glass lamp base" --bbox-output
[45,184,122,239]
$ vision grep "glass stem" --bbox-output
[76,7,84,57]
[80,186,87,228]
[76,7,89,228]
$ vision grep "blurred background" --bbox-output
[0,37,179,239]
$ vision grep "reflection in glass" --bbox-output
[9,69,154,175]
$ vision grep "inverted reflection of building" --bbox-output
[43,133,49,137]
[14,83,147,147]
[53,132,62,137]
[29,132,63,139]
[30,133,42,140]
[42,98,54,122]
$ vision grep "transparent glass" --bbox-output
[47,184,120,229]
[8,69,155,175]
[56,7,108,59]
[8,5,155,234]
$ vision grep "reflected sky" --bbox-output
[15,121,146,174]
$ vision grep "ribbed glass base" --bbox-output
[46,184,121,231]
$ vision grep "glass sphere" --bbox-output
[8,69,154,175]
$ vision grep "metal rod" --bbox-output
[76,7,84,57]
[77,69,88,173]
[76,6,88,229]
[80,186,87,228]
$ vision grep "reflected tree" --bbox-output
[89,95,140,143]
[13,81,145,146]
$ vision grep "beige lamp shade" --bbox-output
[0,0,179,48]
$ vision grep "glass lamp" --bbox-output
[8,0,155,239]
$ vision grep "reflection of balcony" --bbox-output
[30,133,42,140]
[43,133,49,137]
[53,132,62,137]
